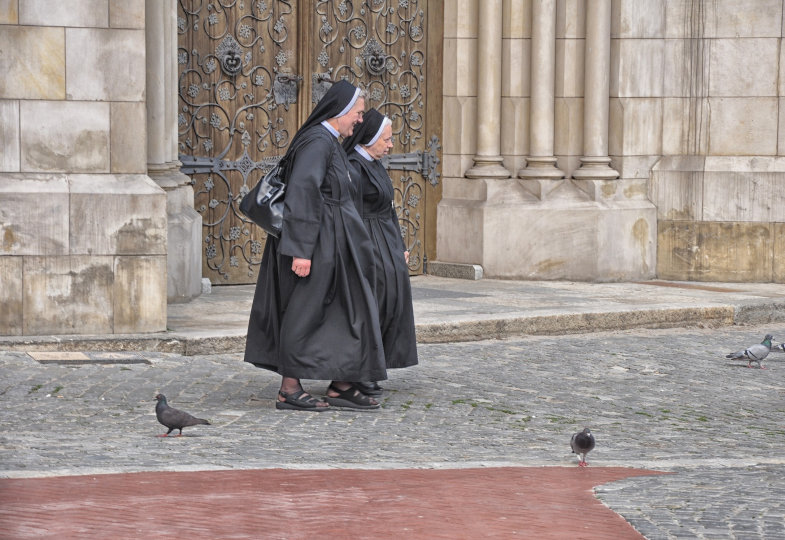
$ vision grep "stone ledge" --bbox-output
[426,261,483,280]
[0,304,764,356]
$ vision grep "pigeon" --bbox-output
[154,394,210,437]
[725,334,773,369]
[570,428,595,467]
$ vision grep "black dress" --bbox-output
[244,125,387,382]
[347,152,418,369]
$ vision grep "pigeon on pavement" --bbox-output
[154,394,210,437]
[570,427,595,467]
[725,334,773,369]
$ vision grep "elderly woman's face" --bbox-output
[335,97,365,138]
[365,123,393,160]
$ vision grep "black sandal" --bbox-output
[326,384,380,410]
[276,389,330,412]
[352,382,383,396]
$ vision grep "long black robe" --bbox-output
[347,151,418,369]
[244,125,387,382]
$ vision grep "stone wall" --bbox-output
[437,0,656,281]
[613,0,785,282]
[437,0,784,283]
[0,0,167,335]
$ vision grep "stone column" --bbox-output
[146,0,203,302]
[572,0,618,185]
[145,0,166,169]
[518,0,564,190]
[465,0,510,178]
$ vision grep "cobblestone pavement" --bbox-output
[2,323,785,538]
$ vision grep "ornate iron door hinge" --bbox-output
[380,135,441,186]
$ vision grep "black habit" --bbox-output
[344,110,418,369]
[244,81,386,382]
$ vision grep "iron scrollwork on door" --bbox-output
[178,1,299,283]
[313,0,432,272]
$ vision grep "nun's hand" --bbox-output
[292,257,311,277]
[404,251,409,264]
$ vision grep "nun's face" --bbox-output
[335,97,365,137]
[365,123,393,160]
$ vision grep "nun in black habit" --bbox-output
[343,108,419,376]
[244,80,386,411]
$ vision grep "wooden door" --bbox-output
[179,0,441,283]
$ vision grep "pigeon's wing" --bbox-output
[158,405,200,428]
[745,343,770,360]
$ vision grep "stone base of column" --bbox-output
[517,156,565,180]
[465,155,511,179]
[148,164,203,303]
[436,176,656,281]
[572,156,620,181]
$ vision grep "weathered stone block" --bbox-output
[66,28,146,101]
[454,38,478,97]
[649,156,704,221]
[0,256,22,334]
[114,255,167,333]
[612,0,665,38]
[20,101,110,173]
[774,223,785,283]
[69,174,167,256]
[501,97,528,163]
[708,98,777,156]
[610,155,660,180]
[483,199,601,279]
[23,255,114,335]
[665,0,782,38]
[444,0,479,38]
[502,38,530,97]
[662,98,709,155]
[554,97,583,157]
[502,0,530,38]
[19,0,108,27]
[611,39,665,97]
[657,221,773,282]
[0,0,18,24]
[442,96,477,156]
[110,102,147,173]
[556,0,585,39]
[109,0,145,29]
[609,98,662,156]
[703,172,785,223]
[0,26,65,100]
[0,173,69,255]
[597,201,656,280]
[555,39,584,98]
[709,39,778,97]
[0,100,20,171]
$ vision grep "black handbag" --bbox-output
[240,164,286,237]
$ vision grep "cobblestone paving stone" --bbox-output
[2,323,785,538]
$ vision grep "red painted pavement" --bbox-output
[0,467,662,539]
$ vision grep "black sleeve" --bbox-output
[390,203,407,251]
[278,135,331,259]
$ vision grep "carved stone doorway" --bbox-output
[178,0,442,284]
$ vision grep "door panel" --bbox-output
[179,0,440,283]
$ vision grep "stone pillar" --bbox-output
[572,0,618,188]
[146,0,203,302]
[518,0,564,193]
[465,0,509,178]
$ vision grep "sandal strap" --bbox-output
[279,389,321,407]
[327,384,377,406]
